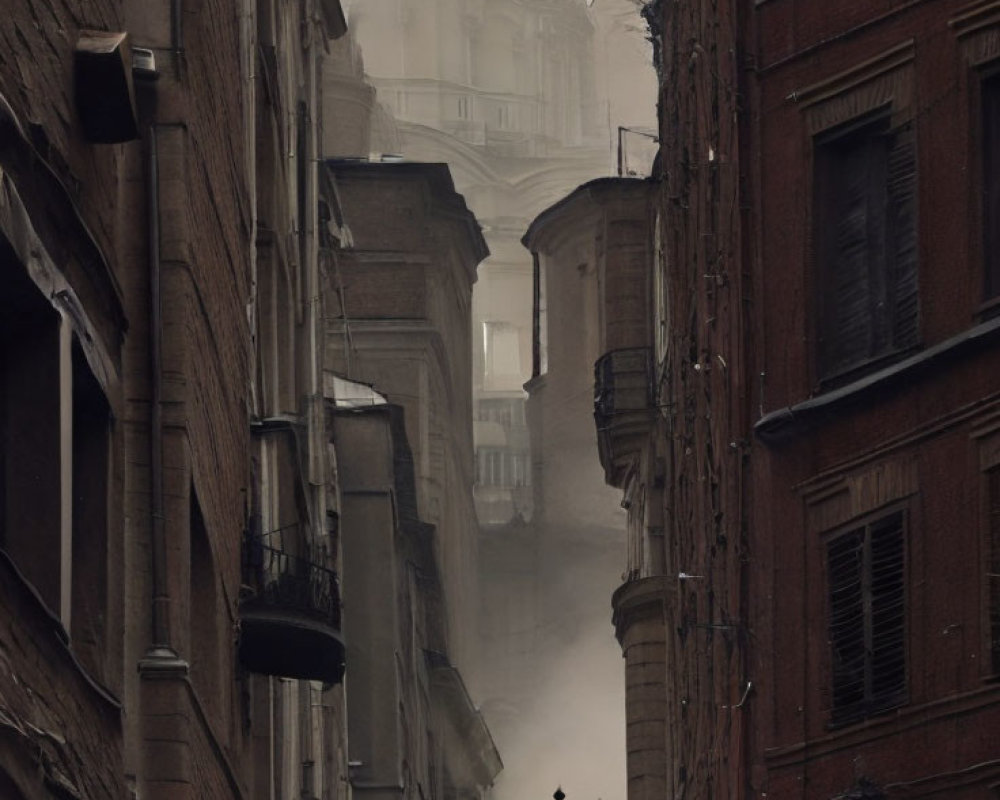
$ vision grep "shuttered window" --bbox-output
[827,509,907,725]
[982,73,1000,300]
[814,113,919,382]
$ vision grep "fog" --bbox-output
[338,2,658,798]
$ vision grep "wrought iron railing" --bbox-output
[242,526,340,630]
[594,347,654,419]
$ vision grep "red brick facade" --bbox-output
[0,1,350,797]
[593,0,1000,797]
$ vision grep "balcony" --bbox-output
[594,347,655,488]
[239,525,346,684]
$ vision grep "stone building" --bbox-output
[576,0,1000,798]
[516,177,652,800]
[323,159,500,799]
[330,6,656,796]
[337,0,656,529]
[331,381,501,800]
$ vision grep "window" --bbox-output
[0,240,110,666]
[70,338,111,678]
[189,488,225,731]
[814,112,919,381]
[476,448,530,488]
[476,398,527,429]
[982,72,1000,300]
[532,253,547,377]
[482,321,522,388]
[496,104,511,130]
[653,210,669,368]
[826,508,907,724]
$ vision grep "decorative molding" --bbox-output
[788,40,915,130]
[764,684,1000,769]
[802,457,918,532]
[789,394,1000,498]
[952,1,1000,69]
[611,574,672,646]
[951,0,1000,39]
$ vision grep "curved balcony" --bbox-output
[239,527,346,684]
[594,347,656,489]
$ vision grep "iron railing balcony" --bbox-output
[239,525,345,684]
[594,347,655,489]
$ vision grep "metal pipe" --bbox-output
[171,0,183,59]
[147,124,171,651]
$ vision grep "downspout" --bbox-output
[171,0,184,72]
[144,125,178,662]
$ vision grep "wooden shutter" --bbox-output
[867,512,906,707]
[818,135,880,377]
[816,114,920,381]
[828,528,867,718]
[887,122,919,352]
[983,75,1000,300]
[827,510,906,724]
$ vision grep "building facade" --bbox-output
[342,0,657,529]
[496,177,651,800]
[332,7,656,796]
[0,1,496,798]
[1,0,355,797]
[323,158,500,799]
[580,0,1000,798]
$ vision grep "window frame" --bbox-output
[984,463,1000,678]
[812,107,920,386]
[980,66,1000,306]
[824,503,909,727]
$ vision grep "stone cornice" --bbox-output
[611,575,673,646]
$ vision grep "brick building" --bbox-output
[531,0,1000,798]
[0,0,403,798]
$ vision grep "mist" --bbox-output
[335,2,658,798]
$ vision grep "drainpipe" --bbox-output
[171,0,184,79]
[141,124,181,666]
[148,125,169,652]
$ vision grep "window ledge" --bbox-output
[0,548,122,711]
[755,315,1000,444]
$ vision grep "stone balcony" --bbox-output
[594,346,656,489]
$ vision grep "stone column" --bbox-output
[612,576,671,800]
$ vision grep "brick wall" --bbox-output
[652,0,749,795]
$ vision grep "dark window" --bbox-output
[826,509,907,725]
[190,488,225,730]
[1,239,111,676]
[1,241,64,611]
[982,73,1000,300]
[814,112,919,382]
[987,467,1000,674]
[70,338,111,679]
